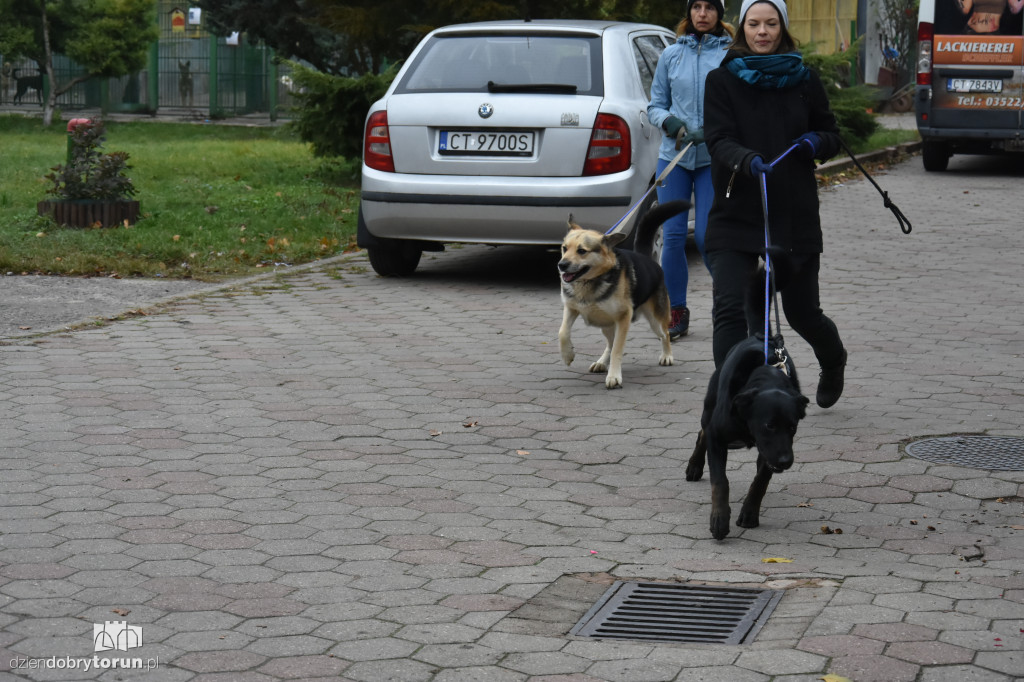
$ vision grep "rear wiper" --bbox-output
[487,81,578,94]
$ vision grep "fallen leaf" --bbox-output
[429,429,441,437]
[910,520,918,525]
[112,608,130,616]
[172,234,180,241]
[516,450,530,455]
[1010,525,1024,530]
[462,420,478,428]
[820,675,853,682]
[821,526,834,534]
[762,557,793,563]
[797,502,813,507]
[18,326,31,330]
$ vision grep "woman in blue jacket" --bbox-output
[647,0,733,339]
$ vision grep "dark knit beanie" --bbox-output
[687,0,726,19]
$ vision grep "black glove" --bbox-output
[748,155,772,176]
[680,127,704,147]
[793,132,821,160]
[663,116,685,138]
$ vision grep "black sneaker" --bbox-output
[816,349,847,408]
[669,305,690,340]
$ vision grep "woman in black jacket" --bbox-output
[704,0,847,408]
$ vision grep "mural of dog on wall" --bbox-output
[178,60,193,107]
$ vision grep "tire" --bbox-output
[922,140,950,172]
[890,91,913,113]
[367,239,423,276]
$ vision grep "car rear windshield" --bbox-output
[395,33,604,96]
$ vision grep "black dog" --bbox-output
[12,69,43,105]
[686,248,809,540]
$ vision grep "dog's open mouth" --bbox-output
[560,266,588,283]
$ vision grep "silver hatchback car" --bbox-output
[358,19,676,275]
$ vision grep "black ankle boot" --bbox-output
[816,349,847,408]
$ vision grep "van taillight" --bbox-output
[364,110,395,172]
[583,113,631,176]
[917,22,933,86]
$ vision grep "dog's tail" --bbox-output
[633,199,690,260]
[745,245,794,335]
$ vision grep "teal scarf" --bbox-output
[726,53,809,89]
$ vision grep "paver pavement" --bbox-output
[1,152,1023,681]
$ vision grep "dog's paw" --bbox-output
[685,463,704,482]
[710,509,731,540]
[589,361,607,373]
[659,353,673,366]
[605,373,623,389]
[736,508,760,529]
[561,347,575,366]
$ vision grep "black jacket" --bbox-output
[704,53,840,254]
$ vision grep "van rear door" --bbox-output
[917,0,1024,170]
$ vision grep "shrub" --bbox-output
[284,61,399,159]
[805,46,879,148]
[45,119,136,201]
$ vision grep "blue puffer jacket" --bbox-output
[647,32,731,170]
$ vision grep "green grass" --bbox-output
[0,115,360,281]
[0,114,920,281]
[848,126,920,155]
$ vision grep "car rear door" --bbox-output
[386,30,605,177]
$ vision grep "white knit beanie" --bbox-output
[739,0,789,27]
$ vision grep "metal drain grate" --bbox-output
[570,582,783,644]
[904,435,1024,471]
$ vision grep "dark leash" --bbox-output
[837,139,913,235]
[755,136,913,366]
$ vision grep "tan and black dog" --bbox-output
[557,200,689,389]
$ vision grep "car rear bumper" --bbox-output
[360,168,645,244]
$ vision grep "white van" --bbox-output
[915,0,1024,170]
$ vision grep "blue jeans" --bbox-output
[655,160,712,308]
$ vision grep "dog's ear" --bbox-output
[603,232,628,248]
[796,394,809,418]
[732,388,757,418]
[566,213,583,232]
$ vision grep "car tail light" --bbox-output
[583,113,631,176]
[917,22,933,86]
[364,110,394,172]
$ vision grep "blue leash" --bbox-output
[758,144,799,365]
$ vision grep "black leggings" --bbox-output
[708,250,845,370]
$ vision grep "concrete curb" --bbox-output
[817,140,923,177]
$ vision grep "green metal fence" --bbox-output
[0,1,297,120]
